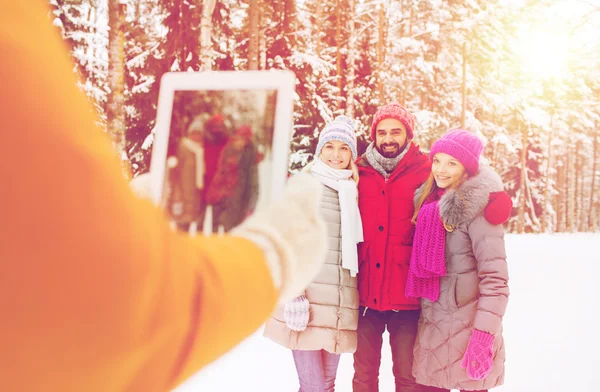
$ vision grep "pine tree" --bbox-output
[50,0,109,116]
[50,0,600,232]
[123,0,166,175]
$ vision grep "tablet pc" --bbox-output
[149,70,295,234]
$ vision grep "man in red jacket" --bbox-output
[353,103,433,392]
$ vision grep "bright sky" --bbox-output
[510,0,599,81]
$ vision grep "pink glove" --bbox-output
[460,329,495,380]
[284,295,310,332]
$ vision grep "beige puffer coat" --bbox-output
[263,185,360,354]
[412,166,510,390]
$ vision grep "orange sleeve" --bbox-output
[0,2,277,391]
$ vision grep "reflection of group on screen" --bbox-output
[165,113,262,235]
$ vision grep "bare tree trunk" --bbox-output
[200,0,217,71]
[248,0,260,70]
[574,140,581,231]
[281,0,289,30]
[314,3,323,56]
[106,0,128,177]
[283,0,296,35]
[133,0,141,20]
[596,200,600,231]
[86,7,96,72]
[589,129,599,231]
[517,124,528,234]
[376,2,386,100]
[565,144,572,232]
[571,144,578,232]
[542,127,553,232]
[596,199,600,232]
[399,0,405,36]
[556,156,564,232]
[491,143,499,171]
[175,1,185,70]
[578,141,586,231]
[580,171,586,231]
[346,0,356,117]
[336,0,343,110]
[461,42,467,128]
[408,3,413,35]
[259,1,267,70]
[524,164,541,230]
[398,0,410,107]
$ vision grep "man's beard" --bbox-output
[376,141,407,158]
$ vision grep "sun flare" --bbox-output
[517,29,569,79]
[514,25,571,80]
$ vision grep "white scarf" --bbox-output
[310,159,363,277]
[182,138,205,189]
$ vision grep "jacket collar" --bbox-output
[414,165,504,227]
[357,143,428,183]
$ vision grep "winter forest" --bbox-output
[50,0,600,234]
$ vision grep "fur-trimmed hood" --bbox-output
[414,165,504,227]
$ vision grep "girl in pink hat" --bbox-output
[406,129,510,392]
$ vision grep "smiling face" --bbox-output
[432,152,468,189]
[319,140,352,170]
[375,118,408,158]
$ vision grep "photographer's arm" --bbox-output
[1,2,283,391]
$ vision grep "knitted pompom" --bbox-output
[332,115,356,131]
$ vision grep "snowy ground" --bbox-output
[174,234,600,392]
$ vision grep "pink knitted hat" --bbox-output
[370,103,415,141]
[429,129,484,175]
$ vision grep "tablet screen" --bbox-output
[162,89,278,234]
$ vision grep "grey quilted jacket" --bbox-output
[263,185,360,354]
[412,166,510,390]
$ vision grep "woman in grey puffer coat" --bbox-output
[405,130,510,392]
[264,116,361,392]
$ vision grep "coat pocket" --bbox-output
[455,271,480,308]
[446,275,459,312]
[390,245,417,305]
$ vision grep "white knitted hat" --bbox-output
[314,115,358,161]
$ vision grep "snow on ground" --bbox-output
[174,234,600,392]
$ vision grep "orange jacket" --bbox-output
[0,2,277,391]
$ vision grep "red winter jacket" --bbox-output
[356,143,430,311]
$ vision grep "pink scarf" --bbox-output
[405,190,447,302]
